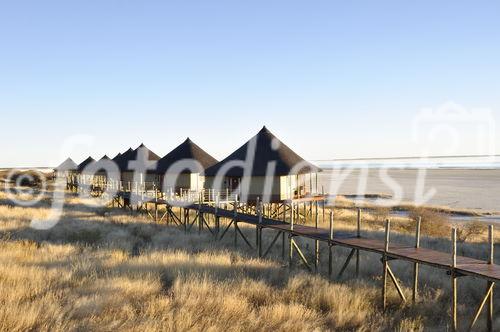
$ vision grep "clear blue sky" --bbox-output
[1,1,499,167]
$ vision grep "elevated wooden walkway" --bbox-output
[109,192,497,331]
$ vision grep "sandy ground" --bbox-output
[319,168,500,213]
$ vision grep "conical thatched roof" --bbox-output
[156,138,218,174]
[55,158,77,171]
[92,155,114,175]
[204,126,321,177]
[77,156,95,173]
[112,149,131,166]
[112,152,122,161]
[115,144,160,172]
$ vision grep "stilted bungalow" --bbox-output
[115,144,160,189]
[93,155,112,183]
[76,156,96,187]
[203,126,321,203]
[156,138,218,194]
[54,158,77,179]
[54,158,78,189]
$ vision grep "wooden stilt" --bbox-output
[234,199,238,248]
[329,211,334,277]
[314,201,319,272]
[413,216,421,303]
[451,228,457,332]
[256,198,260,248]
[488,225,494,332]
[258,201,263,257]
[356,208,361,277]
[289,203,294,268]
[382,219,390,311]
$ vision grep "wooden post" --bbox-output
[258,200,263,257]
[356,208,361,277]
[412,216,421,303]
[289,203,294,268]
[451,227,457,332]
[328,210,334,277]
[154,187,158,222]
[198,193,203,234]
[234,196,238,248]
[256,197,260,247]
[314,201,319,272]
[487,225,494,332]
[382,219,390,311]
[215,194,220,239]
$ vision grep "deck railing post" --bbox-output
[382,219,390,311]
[215,194,220,239]
[356,208,361,277]
[289,203,294,268]
[256,197,260,247]
[413,216,421,303]
[258,200,263,257]
[154,186,158,222]
[487,225,494,331]
[198,192,203,234]
[451,227,457,332]
[315,200,320,272]
[234,195,239,248]
[328,210,334,277]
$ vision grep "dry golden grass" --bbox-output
[0,185,499,331]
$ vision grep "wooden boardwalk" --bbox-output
[197,204,500,282]
[189,203,498,331]
[109,192,497,331]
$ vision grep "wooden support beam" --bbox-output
[469,282,495,330]
[292,239,312,271]
[262,231,282,258]
[200,214,215,236]
[387,264,407,303]
[219,219,234,240]
[337,248,355,279]
[235,223,254,249]
[186,213,199,232]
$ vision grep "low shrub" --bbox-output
[457,221,486,242]
[407,206,451,237]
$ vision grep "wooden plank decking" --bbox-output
[194,203,500,283]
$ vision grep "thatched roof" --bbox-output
[55,158,77,171]
[156,138,218,174]
[92,155,113,175]
[77,156,95,173]
[112,152,122,161]
[115,144,160,172]
[204,126,321,177]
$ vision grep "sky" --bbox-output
[1,1,499,167]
